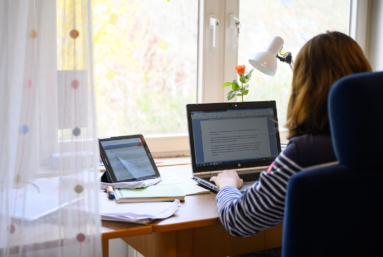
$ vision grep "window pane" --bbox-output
[238,0,349,125]
[92,0,198,137]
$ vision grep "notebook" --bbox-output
[186,101,281,192]
[114,185,185,203]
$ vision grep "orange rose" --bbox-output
[235,65,246,75]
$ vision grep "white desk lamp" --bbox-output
[248,36,294,76]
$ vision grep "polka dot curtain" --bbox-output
[0,1,101,256]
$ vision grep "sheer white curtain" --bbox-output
[0,1,101,256]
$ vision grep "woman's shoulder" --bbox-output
[284,133,336,168]
[289,133,332,147]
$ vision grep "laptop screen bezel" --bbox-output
[186,101,281,173]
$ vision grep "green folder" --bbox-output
[114,185,185,203]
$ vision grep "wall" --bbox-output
[368,0,383,71]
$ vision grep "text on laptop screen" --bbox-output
[190,108,279,166]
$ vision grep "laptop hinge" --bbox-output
[196,171,216,176]
[195,166,269,177]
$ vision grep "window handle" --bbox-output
[209,15,219,48]
[229,14,240,47]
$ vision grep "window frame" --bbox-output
[349,0,371,56]
[144,0,365,157]
[147,0,240,157]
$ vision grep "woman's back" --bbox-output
[287,134,335,168]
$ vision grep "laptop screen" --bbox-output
[187,102,281,173]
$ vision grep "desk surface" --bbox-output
[101,164,283,257]
[101,165,221,237]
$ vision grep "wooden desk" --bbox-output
[101,165,283,257]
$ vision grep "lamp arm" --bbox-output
[289,62,294,72]
[276,52,292,64]
[276,52,294,73]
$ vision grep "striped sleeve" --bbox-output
[216,143,303,237]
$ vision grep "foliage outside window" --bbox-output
[92,0,198,137]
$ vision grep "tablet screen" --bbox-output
[100,135,159,182]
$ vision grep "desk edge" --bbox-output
[102,226,152,240]
[152,217,221,233]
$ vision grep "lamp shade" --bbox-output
[249,36,284,76]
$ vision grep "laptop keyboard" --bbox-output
[202,172,260,184]
[238,172,261,182]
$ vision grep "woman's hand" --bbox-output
[210,170,243,190]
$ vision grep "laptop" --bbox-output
[186,101,281,192]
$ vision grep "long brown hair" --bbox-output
[285,31,372,139]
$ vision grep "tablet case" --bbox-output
[100,170,113,183]
[100,169,162,190]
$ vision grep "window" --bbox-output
[238,0,350,125]
[91,0,354,156]
[92,0,198,137]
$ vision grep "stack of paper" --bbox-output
[1,188,71,221]
[1,177,80,221]
[100,192,180,224]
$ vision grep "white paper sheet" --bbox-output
[157,173,209,196]
[0,186,77,221]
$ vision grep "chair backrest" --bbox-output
[329,71,383,168]
[282,71,383,257]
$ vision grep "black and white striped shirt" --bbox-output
[216,134,336,237]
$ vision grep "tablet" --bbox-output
[99,135,160,183]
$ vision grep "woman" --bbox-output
[210,31,372,243]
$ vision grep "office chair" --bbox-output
[282,71,383,257]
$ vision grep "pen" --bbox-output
[107,186,115,199]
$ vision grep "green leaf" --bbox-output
[232,79,238,84]
[227,91,236,100]
[243,90,249,95]
[239,75,246,83]
[245,68,254,77]
[232,83,240,91]
[244,84,249,90]
[221,82,233,88]
[236,93,243,96]
[244,69,254,80]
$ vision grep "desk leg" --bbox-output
[102,239,109,257]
